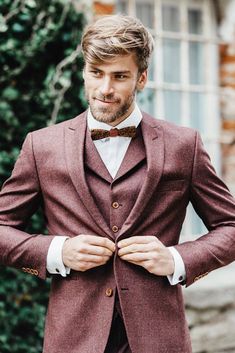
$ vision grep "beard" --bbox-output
[85,88,136,124]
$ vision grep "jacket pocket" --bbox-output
[156,179,185,192]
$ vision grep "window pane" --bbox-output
[188,9,203,35]
[136,1,154,28]
[163,90,181,124]
[189,42,204,84]
[137,88,155,116]
[116,0,128,13]
[189,92,204,131]
[162,4,180,32]
[163,39,181,83]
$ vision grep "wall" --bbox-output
[220,41,235,194]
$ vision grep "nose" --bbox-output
[100,77,114,96]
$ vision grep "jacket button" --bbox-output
[105,288,113,297]
[112,225,119,233]
[112,202,119,209]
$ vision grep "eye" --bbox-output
[115,74,128,80]
[90,70,102,78]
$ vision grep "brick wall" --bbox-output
[220,42,235,192]
[92,0,115,16]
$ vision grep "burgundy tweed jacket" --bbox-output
[1,111,235,353]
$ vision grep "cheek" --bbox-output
[121,84,136,98]
[84,80,96,95]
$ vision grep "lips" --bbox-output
[96,97,116,102]
[97,99,113,103]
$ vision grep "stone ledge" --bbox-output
[183,263,235,353]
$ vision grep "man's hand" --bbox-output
[117,236,175,276]
[62,235,115,272]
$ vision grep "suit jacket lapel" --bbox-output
[119,113,165,237]
[85,132,113,183]
[64,111,112,237]
[114,128,146,181]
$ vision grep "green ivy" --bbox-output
[0,0,86,351]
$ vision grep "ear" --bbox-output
[136,70,147,92]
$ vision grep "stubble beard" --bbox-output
[86,89,136,124]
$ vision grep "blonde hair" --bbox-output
[81,14,154,73]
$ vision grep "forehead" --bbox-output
[85,53,138,73]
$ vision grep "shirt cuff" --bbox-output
[46,236,71,277]
[167,246,186,285]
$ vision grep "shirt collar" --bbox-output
[87,103,142,131]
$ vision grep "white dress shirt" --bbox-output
[46,104,186,285]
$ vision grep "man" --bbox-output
[1,14,235,353]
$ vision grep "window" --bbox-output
[117,0,220,238]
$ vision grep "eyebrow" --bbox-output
[89,66,131,75]
[113,71,131,75]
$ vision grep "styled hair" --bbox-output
[81,14,154,73]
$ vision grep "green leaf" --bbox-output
[0,14,8,33]
[25,0,37,8]
[12,23,25,32]
[2,87,19,100]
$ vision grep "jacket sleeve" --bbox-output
[0,133,54,280]
[175,131,235,287]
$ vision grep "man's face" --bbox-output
[83,54,147,126]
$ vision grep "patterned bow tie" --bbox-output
[90,126,136,141]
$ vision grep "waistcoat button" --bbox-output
[105,288,113,297]
[112,225,119,233]
[112,202,119,209]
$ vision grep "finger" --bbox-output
[79,244,114,257]
[119,257,157,274]
[118,243,153,256]
[119,257,149,269]
[84,235,116,252]
[118,236,156,248]
[75,253,111,264]
[75,259,110,272]
[119,252,151,263]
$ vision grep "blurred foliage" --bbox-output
[0,267,49,353]
[0,0,86,351]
